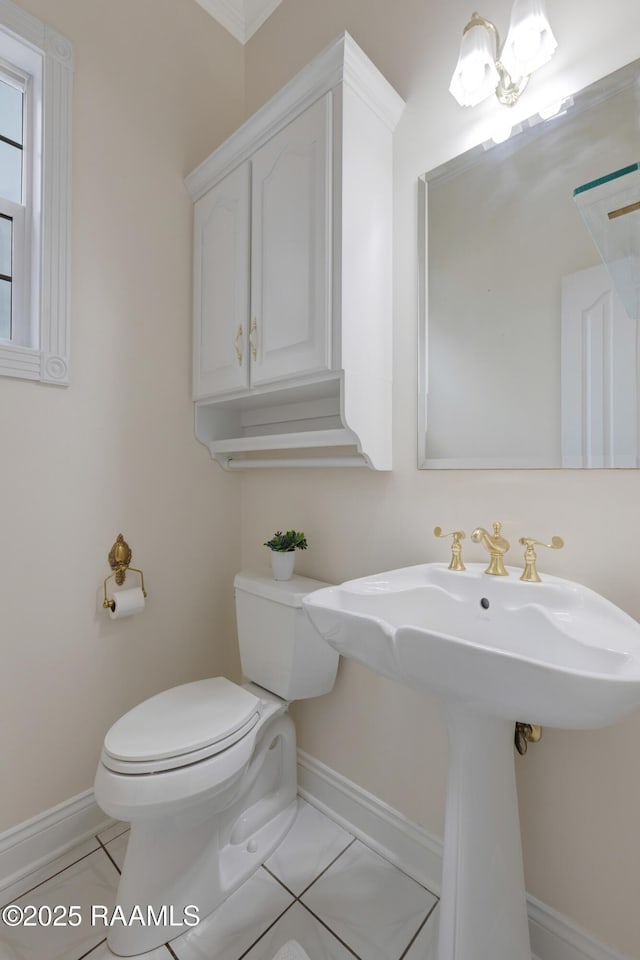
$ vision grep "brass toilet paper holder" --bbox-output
[103,534,148,611]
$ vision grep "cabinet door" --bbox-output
[193,162,250,398]
[250,94,332,387]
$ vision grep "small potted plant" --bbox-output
[264,529,308,581]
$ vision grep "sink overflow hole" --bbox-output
[480,598,490,609]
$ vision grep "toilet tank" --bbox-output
[234,572,339,700]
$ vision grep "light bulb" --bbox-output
[501,0,557,79]
[449,22,500,107]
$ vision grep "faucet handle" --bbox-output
[518,535,564,582]
[434,526,466,571]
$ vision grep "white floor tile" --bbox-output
[0,849,120,960]
[0,840,100,908]
[264,801,353,895]
[241,902,355,960]
[171,868,293,960]
[103,832,128,872]
[403,903,439,960]
[81,937,172,958]
[301,841,437,960]
[96,822,129,847]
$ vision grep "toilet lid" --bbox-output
[103,677,260,764]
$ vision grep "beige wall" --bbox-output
[241,1,640,956]
[0,0,244,830]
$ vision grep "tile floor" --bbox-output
[0,799,439,960]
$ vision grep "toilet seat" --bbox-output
[102,677,261,775]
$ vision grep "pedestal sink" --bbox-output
[302,563,640,960]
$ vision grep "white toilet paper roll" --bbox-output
[109,586,146,619]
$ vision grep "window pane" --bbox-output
[0,277,11,338]
[0,215,11,276]
[0,78,22,145]
[0,139,21,202]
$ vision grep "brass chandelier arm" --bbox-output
[463,12,500,49]
[495,65,530,107]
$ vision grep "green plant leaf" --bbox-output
[263,529,308,551]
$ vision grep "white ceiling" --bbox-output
[193,0,283,44]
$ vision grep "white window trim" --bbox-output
[0,0,72,385]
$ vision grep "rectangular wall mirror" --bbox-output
[418,58,640,468]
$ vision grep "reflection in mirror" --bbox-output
[418,58,640,468]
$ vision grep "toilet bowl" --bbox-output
[94,572,338,957]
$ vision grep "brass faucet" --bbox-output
[471,521,510,576]
[519,535,564,582]
[434,527,466,571]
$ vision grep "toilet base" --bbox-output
[105,711,297,957]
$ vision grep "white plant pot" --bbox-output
[271,551,296,581]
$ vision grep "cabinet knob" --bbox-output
[249,318,258,361]
[234,324,244,366]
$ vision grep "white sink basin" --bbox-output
[303,562,640,728]
[304,562,640,960]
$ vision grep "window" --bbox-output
[0,68,25,344]
[0,0,73,384]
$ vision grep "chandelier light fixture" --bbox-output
[449,0,557,108]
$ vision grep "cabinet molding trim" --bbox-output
[186,32,403,203]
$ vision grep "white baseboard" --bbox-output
[297,750,632,960]
[297,748,443,894]
[527,898,633,960]
[0,790,112,894]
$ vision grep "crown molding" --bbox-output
[186,33,404,201]
[193,0,282,44]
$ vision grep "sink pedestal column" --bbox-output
[437,706,531,960]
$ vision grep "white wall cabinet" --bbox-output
[250,94,331,388]
[186,33,404,469]
[193,162,250,397]
[195,96,331,398]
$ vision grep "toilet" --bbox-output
[94,572,338,957]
